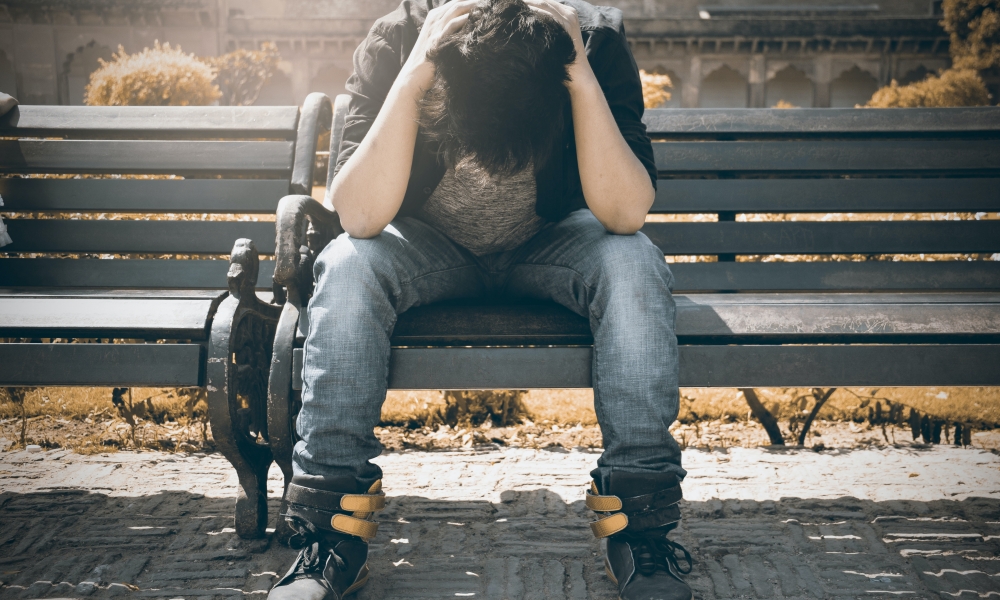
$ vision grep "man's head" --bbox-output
[420,0,577,178]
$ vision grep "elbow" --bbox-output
[606,212,647,236]
[338,213,383,239]
[606,186,654,235]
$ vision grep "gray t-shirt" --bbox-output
[417,159,545,256]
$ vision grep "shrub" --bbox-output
[943,0,1000,70]
[206,42,280,106]
[85,42,221,106]
[640,70,673,108]
[865,67,990,107]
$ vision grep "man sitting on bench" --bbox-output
[270,1,692,598]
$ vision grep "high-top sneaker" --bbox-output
[268,476,386,600]
[587,472,693,600]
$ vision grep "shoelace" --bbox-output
[630,534,693,578]
[287,517,346,577]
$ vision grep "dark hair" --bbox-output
[420,0,576,178]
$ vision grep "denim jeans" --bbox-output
[294,208,685,486]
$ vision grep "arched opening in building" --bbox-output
[830,66,879,108]
[0,50,16,98]
[62,41,113,105]
[765,65,814,108]
[310,64,351,100]
[255,69,295,105]
[699,65,748,108]
[897,64,933,85]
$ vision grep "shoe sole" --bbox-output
[604,558,626,600]
[343,564,370,596]
[604,556,693,600]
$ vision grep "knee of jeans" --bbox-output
[592,234,673,290]
[314,232,389,283]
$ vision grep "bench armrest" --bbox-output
[274,194,342,304]
[290,92,333,196]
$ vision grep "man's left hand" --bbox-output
[524,0,591,85]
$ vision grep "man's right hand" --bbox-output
[402,0,478,89]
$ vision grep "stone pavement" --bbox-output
[1,445,999,599]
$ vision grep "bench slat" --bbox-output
[0,296,224,340]
[0,140,295,175]
[0,105,300,139]
[290,344,1000,389]
[651,178,1000,213]
[669,261,1000,291]
[0,343,203,386]
[641,221,1000,255]
[642,107,1000,136]
[0,258,274,289]
[5,220,276,254]
[3,259,994,292]
[371,294,1000,346]
[0,178,291,213]
[8,220,996,256]
[652,140,1000,173]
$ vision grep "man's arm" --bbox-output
[328,1,476,239]
[527,0,655,235]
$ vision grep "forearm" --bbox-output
[569,68,655,235]
[327,71,427,238]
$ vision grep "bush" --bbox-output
[943,0,1000,70]
[640,70,673,108]
[85,42,221,107]
[206,42,280,106]
[865,67,990,107]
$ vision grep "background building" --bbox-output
[0,0,954,107]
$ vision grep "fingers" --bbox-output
[524,0,572,18]
[442,12,471,36]
[435,0,477,22]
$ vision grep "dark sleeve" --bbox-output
[331,26,402,180]
[585,25,657,190]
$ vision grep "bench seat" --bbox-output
[0,289,227,340]
[287,294,1000,391]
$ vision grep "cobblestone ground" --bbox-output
[1,446,999,599]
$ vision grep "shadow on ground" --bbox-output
[0,489,998,599]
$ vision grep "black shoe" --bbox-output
[587,471,693,600]
[268,476,385,600]
[605,529,693,600]
[268,521,370,600]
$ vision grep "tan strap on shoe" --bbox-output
[340,493,386,512]
[590,513,629,538]
[587,480,627,539]
[331,514,380,540]
[585,491,623,512]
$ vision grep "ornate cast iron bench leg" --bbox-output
[208,239,282,539]
[268,193,343,544]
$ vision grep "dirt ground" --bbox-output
[2,386,999,455]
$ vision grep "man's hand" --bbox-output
[524,0,591,86]
[528,0,655,235]
[402,1,478,90]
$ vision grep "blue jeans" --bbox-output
[294,209,685,485]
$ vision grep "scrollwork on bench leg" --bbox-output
[267,299,300,545]
[207,239,282,539]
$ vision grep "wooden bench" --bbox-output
[0,93,332,536]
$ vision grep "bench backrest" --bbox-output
[641,107,1000,293]
[0,97,330,290]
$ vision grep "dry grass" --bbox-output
[0,387,209,454]
[3,386,998,454]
